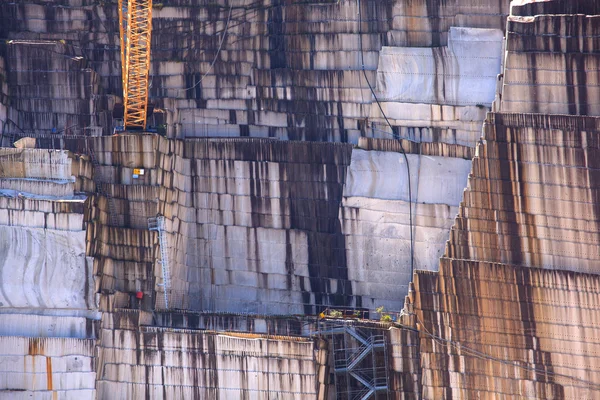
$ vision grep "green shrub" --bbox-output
[380,314,393,322]
[376,306,393,322]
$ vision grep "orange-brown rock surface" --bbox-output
[407,2,600,398]
[411,113,600,399]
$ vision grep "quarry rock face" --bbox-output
[97,325,322,399]
[342,148,471,311]
[156,138,355,314]
[85,134,470,317]
[5,0,600,399]
[406,1,600,399]
[0,0,508,144]
[0,148,97,398]
[411,113,600,398]
[82,133,440,397]
[501,12,600,115]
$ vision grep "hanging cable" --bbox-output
[357,0,415,278]
[176,4,233,95]
[415,314,600,391]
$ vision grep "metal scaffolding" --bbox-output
[326,322,390,400]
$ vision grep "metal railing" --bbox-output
[330,325,389,399]
[335,334,385,371]
[350,369,388,390]
[149,215,171,309]
[151,292,404,321]
[351,386,373,400]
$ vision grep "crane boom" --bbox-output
[118,0,152,130]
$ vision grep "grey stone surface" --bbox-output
[0,0,509,145]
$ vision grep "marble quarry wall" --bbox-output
[0,148,97,399]
[0,149,93,311]
[410,113,600,398]
[10,0,595,399]
[0,55,7,133]
[156,137,356,314]
[501,6,600,115]
[373,26,503,146]
[0,0,509,144]
[341,146,471,311]
[84,134,470,315]
[0,337,97,400]
[95,309,424,400]
[0,41,113,142]
[87,134,160,311]
[72,132,466,398]
[96,323,324,399]
[406,2,600,398]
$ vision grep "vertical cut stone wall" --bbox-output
[341,146,471,311]
[409,2,600,398]
[0,42,113,141]
[412,114,600,399]
[157,137,355,314]
[96,324,322,399]
[85,134,471,316]
[0,0,510,142]
[0,148,97,399]
[87,134,159,311]
[501,8,600,115]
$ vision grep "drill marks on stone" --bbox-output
[96,327,318,399]
[0,1,510,142]
[502,13,600,116]
[156,137,354,314]
[413,110,600,397]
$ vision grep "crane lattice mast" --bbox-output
[118,0,152,130]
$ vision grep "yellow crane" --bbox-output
[118,0,152,130]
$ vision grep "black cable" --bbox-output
[357,0,415,279]
[415,314,600,391]
[5,118,25,134]
[176,4,233,94]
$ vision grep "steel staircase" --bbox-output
[349,370,388,399]
[335,330,385,372]
[332,326,388,399]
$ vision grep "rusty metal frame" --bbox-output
[119,0,152,130]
